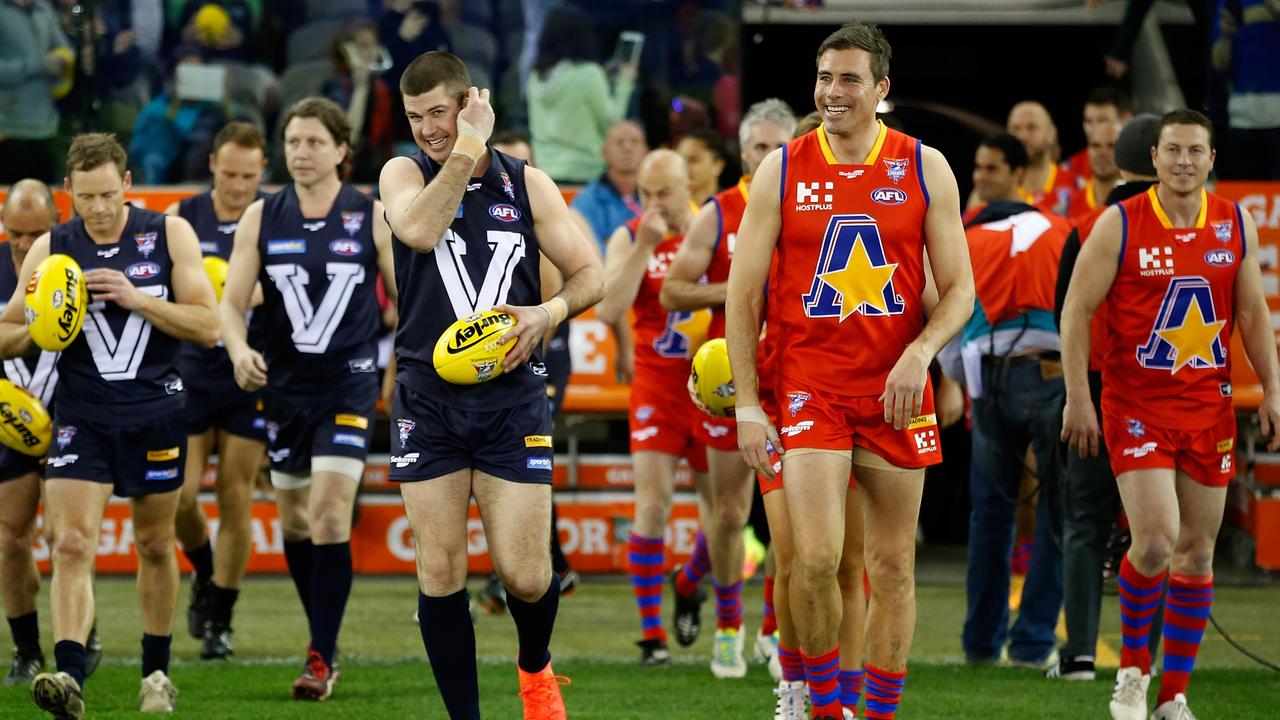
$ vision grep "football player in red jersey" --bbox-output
[1061,109,1280,720]
[597,149,710,667]
[660,98,795,680]
[1065,121,1121,224]
[726,22,974,720]
[1007,101,1077,216]
[1063,87,1132,186]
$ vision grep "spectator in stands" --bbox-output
[676,127,728,206]
[436,0,497,92]
[673,9,741,141]
[324,20,393,183]
[70,0,149,145]
[0,0,74,184]
[173,0,277,123]
[129,44,253,183]
[1049,113,1163,683]
[1087,0,1210,78]
[1007,101,1076,217]
[527,4,637,184]
[955,132,1070,671]
[1211,0,1280,180]
[570,120,647,254]
[1062,87,1132,184]
[379,0,452,157]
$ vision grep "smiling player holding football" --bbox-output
[0,133,221,718]
[378,51,601,720]
[220,98,397,701]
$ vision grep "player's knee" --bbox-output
[794,548,841,583]
[0,519,33,556]
[634,501,671,536]
[502,568,552,603]
[1174,541,1215,577]
[309,509,350,544]
[135,531,176,565]
[50,527,96,566]
[713,504,749,536]
[1130,534,1175,572]
[865,546,913,589]
[837,553,864,592]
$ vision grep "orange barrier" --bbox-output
[1218,182,1280,410]
[30,492,699,576]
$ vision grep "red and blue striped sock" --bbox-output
[628,533,667,642]
[712,579,743,630]
[1158,573,1212,705]
[778,644,804,683]
[761,575,778,636]
[1117,554,1167,674]
[675,529,710,597]
[802,646,841,718]
[863,664,906,719]
[840,668,864,716]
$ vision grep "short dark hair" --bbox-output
[679,128,729,165]
[815,22,891,83]
[978,133,1029,171]
[1158,108,1215,150]
[66,133,128,177]
[533,5,597,77]
[1085,85,1131,115]
[400,51,471,100]
[212,121,266,156]
[280,97,351,149]
[490,130,531,147]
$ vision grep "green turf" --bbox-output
[1,576,1276,718]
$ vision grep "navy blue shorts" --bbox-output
[390,383,553,484]
[45,409,186,497]
[264,388,376,474]
[544,325,571,419]
[186,384,267,441]
[0,446,42,483]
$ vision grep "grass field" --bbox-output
[1,564,1277,719]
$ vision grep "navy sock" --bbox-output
[141,634,171,676]
[419,590,479,720]
[208,583,240,625]
[549,504,570,575]
[282,538,314,620]
[309,542,352,668]
[8,611,39,654]
[508,574,560,674]
[184,541,213,583]
[54,640,86,687]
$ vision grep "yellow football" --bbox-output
[0,380,52,457]
[24,253,87,352]
[691,338,736,417]
[203,256,229,303]
[432,309,518,385]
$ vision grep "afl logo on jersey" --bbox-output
[489,204,521,222]
[329,239,362,257]
[1204,249,1235,267]
[125,262,161,280]
[870,187,907,206]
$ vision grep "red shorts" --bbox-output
[630,375,708,473]
[772,375,943,469]
[756,383,858,494]
[1101,408,1236,487]
[693,411,738,452]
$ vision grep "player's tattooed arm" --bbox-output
[0,233,49,359]
[1060,205,1122,458]
[1233,208,1280,450]
[660,201,724,311]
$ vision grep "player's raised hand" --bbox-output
[736,405,780,480]
[456,86,495,144]
[494,303,550,371]
[635,211,668,248]
[880,346,928,430]
[230,347,268,392]
[1060,397,1100,458]
[1260,392,1280,452]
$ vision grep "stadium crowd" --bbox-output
[2,2,1279,720]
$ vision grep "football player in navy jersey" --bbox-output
[163,122,270,660]
[220,98,396,701]
[0,180,61,686]
[0,134,221,717]
[378,51,602,719]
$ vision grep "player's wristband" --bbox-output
[538,297,569,327]
[735,405,771,426]
[451,128,487,163]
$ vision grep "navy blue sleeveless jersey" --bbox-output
[175,190,267,393]
[393,148,547,411]
[50,208,183,423]
[0,243,59,407]
[255,184,380,403]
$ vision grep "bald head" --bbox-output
[603,120,647,175]
[637,149,691,223]
[1007,101,1057,162]
[2,179,58,262]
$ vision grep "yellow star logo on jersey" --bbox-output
[817,232,898,321]
[1155,295,1225,373]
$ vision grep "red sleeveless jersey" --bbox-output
[1075,204,1110,372]
[1025,164,1077,217]
[705,178,749,340]
[1065,150,1091,184]
[1101,187,1245,427]
[625,218,708,380]
[773,122,930,396]
[1065,179,1103,224]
